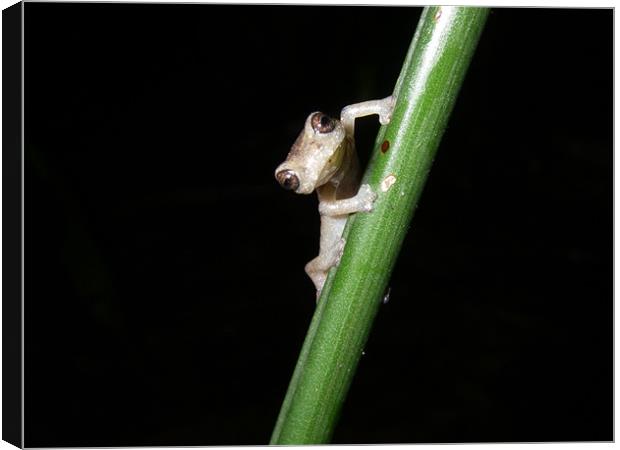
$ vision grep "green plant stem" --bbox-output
[270,6,489,445]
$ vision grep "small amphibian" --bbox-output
[275,96,395,299]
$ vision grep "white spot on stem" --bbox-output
[381,174,397,192]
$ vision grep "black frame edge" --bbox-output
[2,1,23,448]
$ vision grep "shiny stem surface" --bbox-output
[270,7,490,445]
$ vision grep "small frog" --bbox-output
[275,96,395,298]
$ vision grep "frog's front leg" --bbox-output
[341,95,395,135]
[318,183,377,216]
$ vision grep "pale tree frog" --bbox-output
[275,96,395,298]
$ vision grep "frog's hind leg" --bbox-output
[305,238,346,301]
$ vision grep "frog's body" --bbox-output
[275,96,394,298]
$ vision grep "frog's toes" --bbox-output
[358,184,378,212]
[379,95,396,124]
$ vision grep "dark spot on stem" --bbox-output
[381,140,390,153]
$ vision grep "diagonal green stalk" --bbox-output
[271,6,489,445]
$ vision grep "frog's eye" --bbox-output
[276,169,300,192]
[311,112,336,134]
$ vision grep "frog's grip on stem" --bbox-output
[318,184,377,216]
[340,95,395,136]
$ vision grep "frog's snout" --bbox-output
[276,169,300,192]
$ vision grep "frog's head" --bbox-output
[275,112,347,194]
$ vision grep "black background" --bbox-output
[24,4,612,446]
